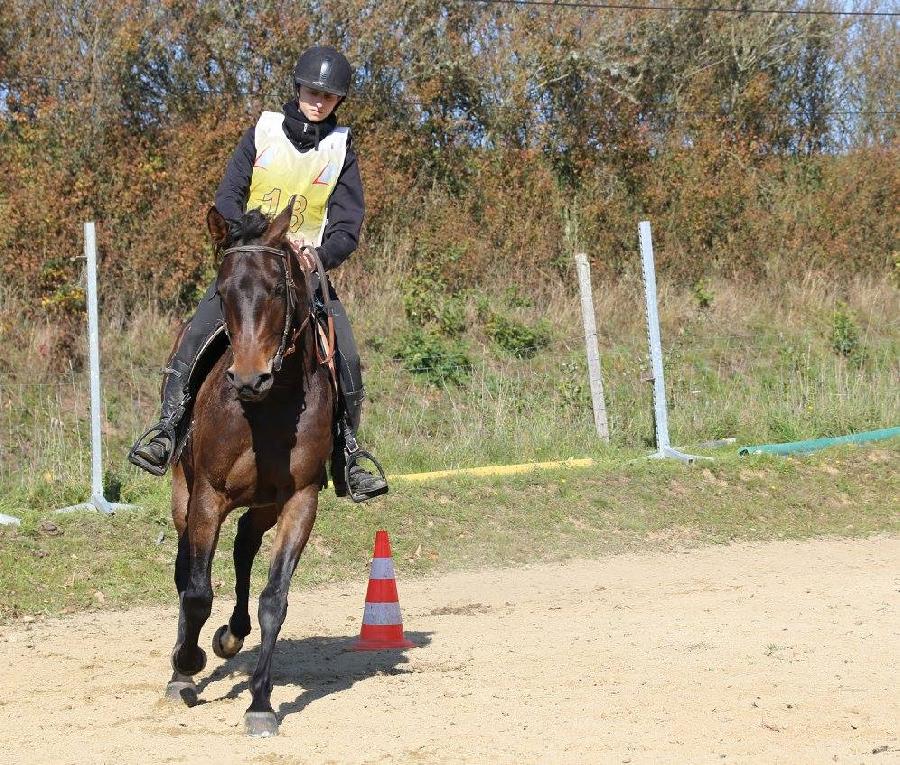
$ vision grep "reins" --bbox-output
[219,242,335,373]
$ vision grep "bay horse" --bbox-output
[165,199,334,737]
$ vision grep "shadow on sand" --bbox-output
[194,631,433,722]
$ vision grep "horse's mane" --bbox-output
[226,208,270,246]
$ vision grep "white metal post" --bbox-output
[638,221,704,464]
[58,222,137,514]
[574,253,609,443]
[84,221,111,513]
[638,222,670,450]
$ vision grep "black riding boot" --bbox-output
[127,361,192,476]
[128,282,224,476]
[341,417,389,503]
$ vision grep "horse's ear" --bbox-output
[207,206,229,246]
[263,196,296,246]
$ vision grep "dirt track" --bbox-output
[0,536,897,764]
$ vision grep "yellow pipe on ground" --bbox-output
[391,457,595,482]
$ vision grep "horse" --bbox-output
[165,198,335,737]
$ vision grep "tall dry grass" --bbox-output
[0,250,897,512]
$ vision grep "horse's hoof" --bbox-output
[171,644,207,676]
[164,672,199,706]
[244,710,279,737]
[212,624,244,659]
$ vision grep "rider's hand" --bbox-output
[286,235,316,272]
[301,247,319,273]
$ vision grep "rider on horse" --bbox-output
[129,45,388,503]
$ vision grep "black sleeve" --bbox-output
[317,141,365,271]
[214,127,256,225]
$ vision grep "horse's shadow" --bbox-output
[195,632,433,722]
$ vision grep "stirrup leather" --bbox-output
[127,421,177,477]
[344,446,389,504]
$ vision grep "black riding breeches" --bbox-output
[171,278,364,429]
[326,297,364,431]
[184,280,226,357]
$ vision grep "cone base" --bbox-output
[349,637,415,652]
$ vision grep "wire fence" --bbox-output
[1,330,896,493]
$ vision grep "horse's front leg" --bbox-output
[212,506,277,659]
[244,484,319,737]
[166,479,226,703]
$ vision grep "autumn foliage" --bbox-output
[0,0,896,313]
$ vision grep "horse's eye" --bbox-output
[272,283,286,297]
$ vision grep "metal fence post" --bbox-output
[638,221,705,464]
[574,253,610,443]
[58,222,137,515]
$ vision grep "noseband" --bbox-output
[220,243,327,372]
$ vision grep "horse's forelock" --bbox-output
[227,208,271,246]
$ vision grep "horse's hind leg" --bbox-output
[212,506,277,659]
[244,485,319,737]
[166,480,225,703]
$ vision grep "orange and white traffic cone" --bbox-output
[350,530,415,651]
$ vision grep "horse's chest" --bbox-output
[200,378,332,504]
[224,419,326,501]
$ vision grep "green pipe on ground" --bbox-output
[739,427,900,457]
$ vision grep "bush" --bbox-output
[438,296,467,337]
[830,302,864,364]
[402,274,444,328]
[391,328,472,386]
[692,279,714,309]
[484,313,551,358]
[401,270,466,338]
[503,286,533,309]
[556,359,589,411]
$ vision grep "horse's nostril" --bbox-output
[254,372,273,391]
[226,369,236,385]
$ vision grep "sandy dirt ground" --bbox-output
[0,536,897,765]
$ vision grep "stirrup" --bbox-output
[344,448,389,504]
[127,423,176,477]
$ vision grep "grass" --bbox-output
[0,444,897,622]
[1,268,898,489]
[0,265,897,621]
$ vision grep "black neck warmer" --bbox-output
[282,101,338,151]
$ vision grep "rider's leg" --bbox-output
[328,293,388,502]
[128,281,224,476]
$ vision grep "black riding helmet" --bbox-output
[293,46,352,98]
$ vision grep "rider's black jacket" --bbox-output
[214,101,364,271]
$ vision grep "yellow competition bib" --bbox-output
[246,111,348,246]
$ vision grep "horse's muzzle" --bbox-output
[226,368,274,401]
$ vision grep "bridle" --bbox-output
[219,242,334,373]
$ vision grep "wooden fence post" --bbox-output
[574,253,610,443]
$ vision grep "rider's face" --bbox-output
[297,85,341,122]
